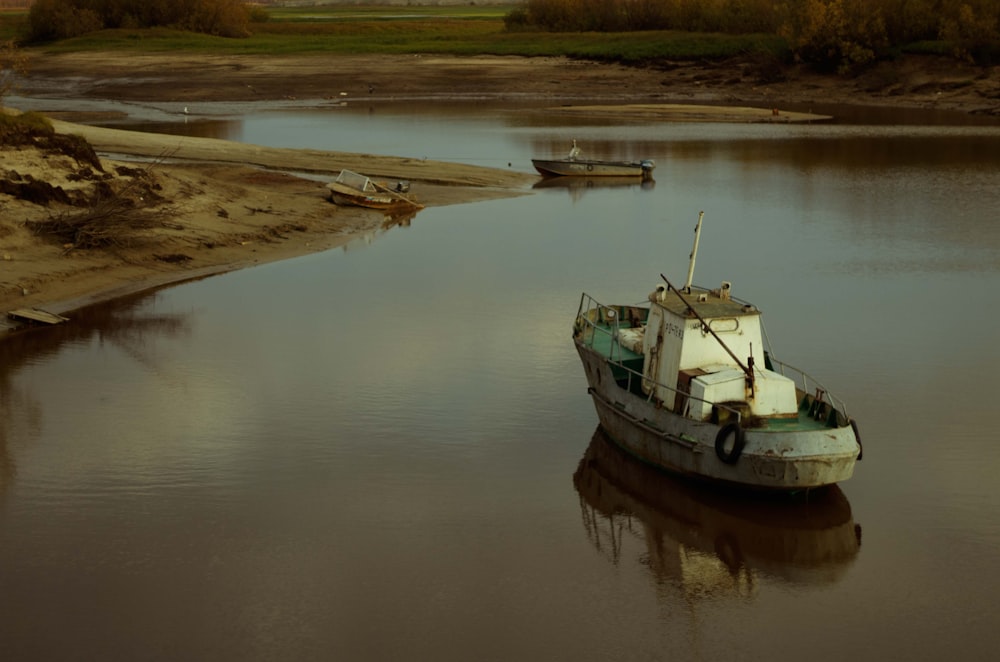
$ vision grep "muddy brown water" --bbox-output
[2,101,1000,661]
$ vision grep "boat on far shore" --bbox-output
[327,169,423,210]
[532,140,655,179]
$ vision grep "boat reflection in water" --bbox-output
[573,427,862,597]
[532,175,655,201]
[341,206,420,251]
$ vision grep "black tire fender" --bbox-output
[715,422,745,464]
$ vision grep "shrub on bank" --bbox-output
[0,110,53,137]
[25,0,257,42]
[506,0,1000,68]
[939,1,1000,64]
[779,0,889,73]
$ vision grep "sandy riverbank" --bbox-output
[1,114,537,329]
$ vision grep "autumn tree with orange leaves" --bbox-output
[507,0,1000,68]
[26,0,254,42]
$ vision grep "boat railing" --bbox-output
[335,169,372,190]
[574,292,744,426]
[765,356,850,421]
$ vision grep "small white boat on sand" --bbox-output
[572,212,862,492]
[327,169,423,210]
[532,140,655,179]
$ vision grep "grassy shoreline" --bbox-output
[3,5,786,62]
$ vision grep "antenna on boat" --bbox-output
[682,211,704,293]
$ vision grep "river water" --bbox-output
[2,97,1000,661]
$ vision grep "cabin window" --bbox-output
[708,317,739,333]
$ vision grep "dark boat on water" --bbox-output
[532,140,655,179]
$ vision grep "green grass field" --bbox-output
[0,5,788,63]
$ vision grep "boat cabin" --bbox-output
[636,283,799,421]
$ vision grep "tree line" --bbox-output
[505,0,1000,69]
[25,0,265,41]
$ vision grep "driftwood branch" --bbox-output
[26,152,179,250]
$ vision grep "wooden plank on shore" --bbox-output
[7,308,70,325]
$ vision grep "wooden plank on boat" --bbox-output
[7,308,70,325]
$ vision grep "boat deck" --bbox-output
[584,323,644,362]
[580,322,841,433]
[755,406,838,432]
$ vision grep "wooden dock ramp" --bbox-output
[7,308,70,325]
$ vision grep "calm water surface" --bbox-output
[2,100,1000,661]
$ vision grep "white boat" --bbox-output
[572,212,862,492]
[327,169,423,210]
[532,140,655,179]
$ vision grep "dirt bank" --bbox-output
[20,52,1000,115]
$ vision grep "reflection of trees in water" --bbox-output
[0,292,191,497]
[573,427,862,607]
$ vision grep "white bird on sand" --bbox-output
[183,106,189,115]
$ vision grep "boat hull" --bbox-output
[328,183,414,210]
[532,158,654,178]
[575,342,860,491]
[326,170,423,210]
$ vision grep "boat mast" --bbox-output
[663,212,757,397]
[682,211,704,292]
